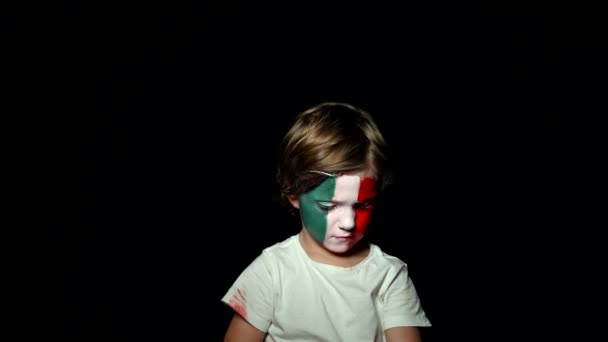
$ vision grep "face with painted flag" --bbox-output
[295,171,378,254]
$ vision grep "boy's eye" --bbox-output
[317,202,336,211]
[356,201,375,210]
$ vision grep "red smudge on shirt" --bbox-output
[228,288,247,319]
[356,177,378,234]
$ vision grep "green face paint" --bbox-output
[298,177,336,243]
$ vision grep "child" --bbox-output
[222,102,431,341]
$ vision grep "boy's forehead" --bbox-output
[313,173,378,192]
[305,169,378,197]
[335,174,370,184]
[309,168,376,179]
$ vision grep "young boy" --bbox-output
[222,102,431,341]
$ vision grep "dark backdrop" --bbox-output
[38,3,593,341]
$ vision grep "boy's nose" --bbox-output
[337,207,356,231]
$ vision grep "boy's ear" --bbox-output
[288,195,300,209]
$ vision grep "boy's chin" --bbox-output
[323,237,363,254]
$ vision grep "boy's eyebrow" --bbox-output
[358,194,378,201]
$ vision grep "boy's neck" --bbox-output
[298,228,370,268]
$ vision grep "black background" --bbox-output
[34,2,601,341]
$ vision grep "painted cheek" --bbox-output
[355,207,374,234]
[300,197,329,242]
[355,177,378,234]
[298,178,336,243]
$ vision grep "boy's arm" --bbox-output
[384,326,422,342]
[224,313,266,342]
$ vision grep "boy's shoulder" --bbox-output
[369,243,410,271]
[258,234,300,260]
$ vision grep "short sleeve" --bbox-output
[381,265,432,330]
[221,254,274,333]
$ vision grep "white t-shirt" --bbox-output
[222,234,431,342]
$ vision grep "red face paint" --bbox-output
[355,177,378,235]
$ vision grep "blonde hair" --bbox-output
[276,102,393,210]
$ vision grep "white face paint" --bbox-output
[322,175,363,253]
